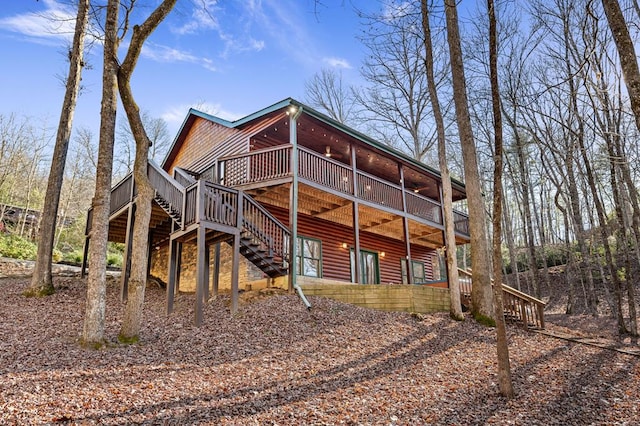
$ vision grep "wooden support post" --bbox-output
[120,203,136,302]
[203,241,210,302]
[231,193,244,314]
[167,238,178,314]
[175,242,182,293]
[288,106,302,293]
[146,229,154,277]
[231,232,240,315]
[195,226,206,326]
[80,236,90,278]
[352,201,361,284]
[213,242,220,296]
[351,146,361,284]
[399,165,413,285]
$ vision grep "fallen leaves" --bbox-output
[0,276,638,425]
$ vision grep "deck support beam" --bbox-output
[166,238,181,314]
[120,202,136,302]
[195,225,208,326]
[212,242,220,297]
[80,235,90,278]
[288,106,303,293]
[351,146,361,284]
[399,165,413,285]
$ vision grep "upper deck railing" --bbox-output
[218,145,469,235]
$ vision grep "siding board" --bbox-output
[265,204,440,285]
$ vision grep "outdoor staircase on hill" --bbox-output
[458,268,546,329]
[98,160,290,279]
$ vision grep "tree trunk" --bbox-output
[117,0,178,342]
[502,198,520,290]
[29,0,90,297]
[488,0,514,398]
[444,0,493,321]
[421,0,463,321]
[601,0,640,336]
[82,0,120,346]
[513,130,541,298]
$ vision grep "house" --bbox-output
[83,98,472,325]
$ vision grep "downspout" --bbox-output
[288,104,311,310]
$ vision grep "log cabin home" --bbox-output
[84,98,477,325]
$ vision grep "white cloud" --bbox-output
[161,102,245,130]
[323,57,352,69]
[0,0,77,41]
[171,0,220,35]
[142,43,217,72]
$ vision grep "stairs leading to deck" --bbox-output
[150,161,290,279]
[458,269,546,329]
[93,161,291,280]
[154,196,181,223]
[239,234,287,278]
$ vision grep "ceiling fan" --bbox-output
[325,146,345,159]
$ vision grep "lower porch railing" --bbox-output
[457,268,545,329]
[217,145,470,236]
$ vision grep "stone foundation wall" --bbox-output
[150,242,278,292]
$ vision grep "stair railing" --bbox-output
[240,192,290,265]
[148,161,186,228]
[173,167,197,187]
[457,268,545,329]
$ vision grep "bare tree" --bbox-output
[117,0,178,342]
[82,0,121,346]
[29,0,90,296]
[444,0,494,322]
[601,0,639,337]
[115,111,171,176]
[487,0,514,399]
[305,68,357,124]
[421,0,463,321]
[355,3,438,162]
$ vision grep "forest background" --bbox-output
[0,0,639,322]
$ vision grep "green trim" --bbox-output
[351,248,380,284]
[401,259,427,284]
[296,235,322,278]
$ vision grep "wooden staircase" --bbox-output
[96,161,291,280]
[457,269,546,329]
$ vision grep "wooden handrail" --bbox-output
[216,144,470,237]
[457,268,546,329]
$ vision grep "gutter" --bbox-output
[294,283,312,311]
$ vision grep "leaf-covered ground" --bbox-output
[0,276,638,425]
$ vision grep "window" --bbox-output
[401,260,426,284]
[295,236,322,277]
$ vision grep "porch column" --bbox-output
[120,202,136,302]
[212,242,221,296]
[195,225,207,326]
[399,165,412,284]
[288,105,303,292]
[166,238,179,314]
[231,192,244,315]
[439,183,450,285]
[351,145,361,284]
[203,241,211,302]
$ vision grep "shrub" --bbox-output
[0,234,37,260]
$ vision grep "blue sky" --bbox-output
[0,0,377,139]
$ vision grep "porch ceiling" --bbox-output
[250,113,466,202]
[246,182,446,249]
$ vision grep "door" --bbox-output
[350,249,380,284]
